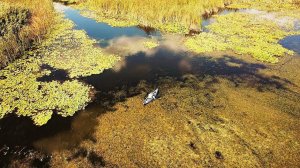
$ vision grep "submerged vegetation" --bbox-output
[48,74,300,167]
[0,0,55,68]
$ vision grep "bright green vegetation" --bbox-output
[143,40,159,49]
[185,32,227,53]
[0,14,120,125]
[0,56,91,126]
[76,0,235,33]
[185,13,300,63]
[40,17,120,78]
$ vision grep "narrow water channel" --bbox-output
[57,4,161,47]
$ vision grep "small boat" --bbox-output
[143,88,159,105]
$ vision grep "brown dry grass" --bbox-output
[0,0,55,68]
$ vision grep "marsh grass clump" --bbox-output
[76,0,235,33]
[0,0,55,68]
[0,2,30,68]
[185,13,300,63]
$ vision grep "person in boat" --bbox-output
[143,88,159,105]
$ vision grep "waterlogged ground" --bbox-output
[1,3,300,168]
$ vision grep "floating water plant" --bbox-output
[0,55,92,125]
[229,0,299,10]
[40,16,120,78]
[143,40,159,49]
[185,32,228,53]
[185,12,300,63]
[0,14,120,125]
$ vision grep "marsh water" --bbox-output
[1,3,300,167]
[62,5,161,47]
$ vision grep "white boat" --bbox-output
[143,88,159,105]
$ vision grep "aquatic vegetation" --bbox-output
[79,10,138,27]
[75,0,235,33]
[48,74,300,167]
[185,13,300,63]
[40,16,120,78]
[0,55,92,125]
[74,0,300,34]
[185,32,228,53]
[228,0,300,19]
[229,0,300,12]
[0,14,120,125]
[143,40,159,49]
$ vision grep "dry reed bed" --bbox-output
[0,0,55,68]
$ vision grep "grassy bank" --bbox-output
[0,0,55,68]
[76,0,236,33]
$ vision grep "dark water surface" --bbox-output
[1,3,300,167]
[280,35,300,55]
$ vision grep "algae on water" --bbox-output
[0,55,91,126]
[0,14,120,125]
[40,16,120,78]
[143,39,159,49]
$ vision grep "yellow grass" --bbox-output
[0,0,55,68]
[77,0,236,33]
